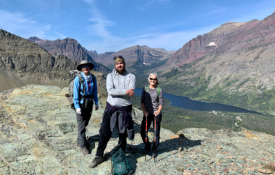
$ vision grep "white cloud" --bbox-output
[82,0,217,53]
[55,32,66,39]
[84,0,124,52]
[232,8,275,22]
[126,27,216,51]
[86,25,218,53]
[0,10,52,39]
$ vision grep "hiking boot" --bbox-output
[152,151,156,159]
[89,156,104,168]
[81,146,89,156]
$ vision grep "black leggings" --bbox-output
[140,113,162,151]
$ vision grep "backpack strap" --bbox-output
[157,87,160,99]
[77,73,85,98]
[146,86,160,99]
[145,86,149,92]
[91,73,95,97]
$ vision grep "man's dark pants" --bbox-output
[76,108,92,147]
[140,113,162,151]
[96,110,127,157]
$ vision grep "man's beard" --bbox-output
[116,67,126,74]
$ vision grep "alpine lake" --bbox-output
[131,88,275,136]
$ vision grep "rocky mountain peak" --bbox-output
[263,11,275,22]
[209,21,246,35]
[28,36,43,42]
[27,36,110,72]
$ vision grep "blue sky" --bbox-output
[0,0,275,53]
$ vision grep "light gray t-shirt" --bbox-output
[141,86,163,114]
[106,69,136,107]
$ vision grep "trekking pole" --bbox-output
[153,115,157,163]
[145,115,148,162]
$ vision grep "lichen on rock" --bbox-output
[0,85,275,174]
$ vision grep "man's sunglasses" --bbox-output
[82,65,89,69]
[149,78,157,81]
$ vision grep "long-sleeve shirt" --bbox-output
[141,86,163,114]
[106,69,136,107]
[73,72,99,109]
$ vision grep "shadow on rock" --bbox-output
[119,135,201,174]
[86,134,100,154]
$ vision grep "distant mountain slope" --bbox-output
[0,29,106,94]
[161,21,247,70]
[28,37,110,73]
[91,45,174,67]
[159,12,275,114]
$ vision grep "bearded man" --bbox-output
[89,55,136,168]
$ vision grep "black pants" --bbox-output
[140,113,162,151]
[76,109,92,147]
[96,110,127,157]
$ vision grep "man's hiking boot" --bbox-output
[81,146,89,156]
[89,156,104,168]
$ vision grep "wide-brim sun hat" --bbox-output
[77,60,94,71]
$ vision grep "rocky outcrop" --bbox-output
[28,37,110,73]
[0,29,107,95]
[0,85,274,174]
[93,45,174,67]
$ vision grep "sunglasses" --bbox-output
[149,78,157,81]
[82,65,89,69]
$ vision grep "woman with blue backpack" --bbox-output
[140,73,163,161]
[73,60,99,156]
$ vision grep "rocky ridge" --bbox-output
[28,37,110,73]
[0,85,275,174]
[92,45,175,67]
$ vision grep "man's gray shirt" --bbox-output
[106,69,136,107]
[105,69,136,140]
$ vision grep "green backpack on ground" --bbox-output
[111,145,133,175]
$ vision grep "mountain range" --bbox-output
[92,45,175,67]
[158,11,275,114]
[29,37,175,68]
[2,11,275,114]
[28,37,109,72]
[0,29,107,95]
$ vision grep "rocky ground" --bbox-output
[0,85,275,175]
